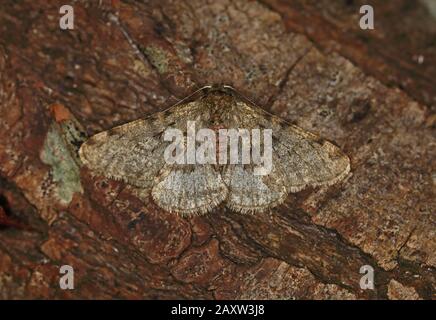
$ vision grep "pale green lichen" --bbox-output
[40,123,83,205]
[143,46,170,74]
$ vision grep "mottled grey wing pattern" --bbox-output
[272,123,351,191]
[79,101,207,190]
[222,163,287,214]
[79,86,350,216]
[79,119,165,189]
[224,99,350,194]
[151,164,228,216]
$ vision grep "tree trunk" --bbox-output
[0,0,434,299]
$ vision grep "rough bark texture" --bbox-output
[0,0,434,299]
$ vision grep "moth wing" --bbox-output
[151,165,228,216]
[222,163,287,214]
[273,123,351,191]
[227,99,350,193]
[79,101,206,189]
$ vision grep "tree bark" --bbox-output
[0,0,434,299]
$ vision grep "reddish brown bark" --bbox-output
[0,0,434,299]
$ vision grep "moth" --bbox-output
[79,85,350,216]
